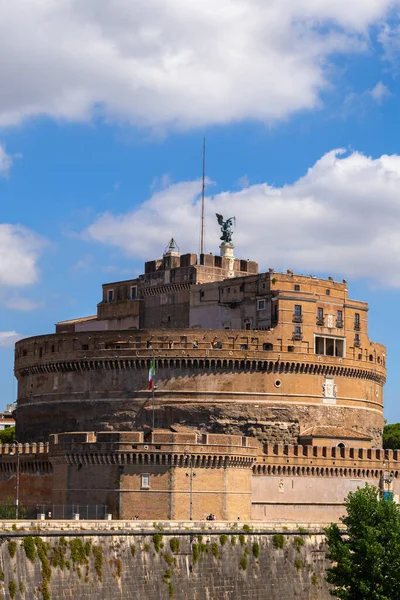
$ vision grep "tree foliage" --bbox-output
[325,484,400,599]
[0,497,26,520]
[0,426,15,444]
[383,423,400,450]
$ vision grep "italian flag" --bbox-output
[148,358,155,390]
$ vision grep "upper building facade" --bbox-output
[14,240,385,447]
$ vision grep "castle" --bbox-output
[2,228,398,522]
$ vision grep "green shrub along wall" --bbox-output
[0,530,331,600]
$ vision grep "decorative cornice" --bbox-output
[16,357,385,385]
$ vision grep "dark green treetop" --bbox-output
[325,484,400,599]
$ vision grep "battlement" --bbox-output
[48,430,258,464]
[0,442,49,456]
[254,443,399,479]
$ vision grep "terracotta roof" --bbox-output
[169,424,198,434]
[299,426,371,441]
[56,315,97,325]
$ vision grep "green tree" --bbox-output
[0,497,26,520]
[325,484,400,599]
[0,426,15,444]
[383,423,400,449]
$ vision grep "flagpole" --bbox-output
[152,356,155,430]
[152,381,155,430]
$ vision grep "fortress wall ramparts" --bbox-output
[254,443,398,474]
[0,442,49,456]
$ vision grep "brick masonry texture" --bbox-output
[0,528,331,600]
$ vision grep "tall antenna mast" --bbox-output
[200,137,206,255]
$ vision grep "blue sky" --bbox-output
[1,1,400,422]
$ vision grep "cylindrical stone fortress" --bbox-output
[14,328,385,444]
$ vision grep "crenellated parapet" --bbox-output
[48,430,259,469]
[253,443,399,480]
[0,442,49,456]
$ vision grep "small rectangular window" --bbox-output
[294,325,302,335]
[294,305,302,316]
[131,286,137,300]
[354,313,360,329]
[82,344,89,351]
[317,307,324,319]
[294,284,300,291]
[141,474,150,489]
[257,300,265,310]
[354,333,360,345]
[326,289,330,295]
[337,310,343,320]
[107,289,114,302]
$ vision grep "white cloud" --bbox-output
[0,331,23,347]
[71,254,93,272]
[368,81,390,102]
[85,148,400,287]
[0,144,13,177]
[0,224,45,287]
[2,296,43,311]
[0,1,398,129]
[379,20,400,66]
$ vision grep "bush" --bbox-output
[69,538,87,565]
[23,537,36,562]
[84,540,92,556]
[242,524,252,533]
[169,538,180,553]
[293,537,305,552]
[163,552,174,566]
[192,544,199,564]
[8,580,16,599]
[239,534,246,546]
[252,542,260,559]
[168,582,175,598]
[130,544,136,558]
[153,533,163,552]
[211,543,219,558]
[231,535,237,546]
[273,534,285,549]
[92,546,103,581]
[311,574,318,586]
[8,540,17,558]
[295,559,303,570]
[240,556,248,570]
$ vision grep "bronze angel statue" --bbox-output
[216,213,235,244]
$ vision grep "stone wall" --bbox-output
[0,522,331,600]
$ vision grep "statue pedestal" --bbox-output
[219,244,235,278]
[219,244,234,259]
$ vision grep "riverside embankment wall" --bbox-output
[0,521,331,600]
